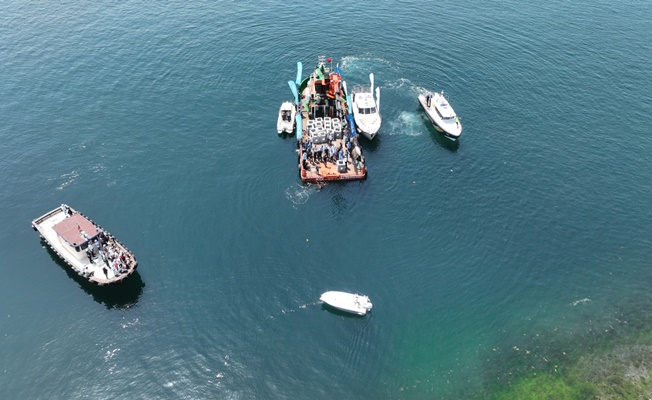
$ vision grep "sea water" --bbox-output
[1,0,651,398]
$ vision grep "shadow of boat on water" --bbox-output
[357,132,382,153]
[417,107,460,152]
[277,130,297,141]
[42,240,145,310]
[320,303,371,319]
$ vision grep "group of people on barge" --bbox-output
[83,229,131,279]
[58,204,133,280]
[301,127,363,173]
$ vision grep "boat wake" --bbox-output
[340,55,396,74]
[51,170,79,191]
[382,77,417,91]
[267,301,321,319]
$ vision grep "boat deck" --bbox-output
[33,207,138,285]
[298,112,366,183]
[296,63,367,183]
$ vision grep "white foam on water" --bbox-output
[90,162,106,174]
[383,77,417,91]
[284,183,325,207]
[386,111,424,136]
[103,347,120,362]
[52,170,79,191]
[284,184,310,207]
[121,317,140,329]
[340,55,394,71]
[571,297,591,306]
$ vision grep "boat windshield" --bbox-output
[358,107,376,115]
[435,108,456,120]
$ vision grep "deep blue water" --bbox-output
[1,1,652,398]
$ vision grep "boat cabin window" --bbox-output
[357,107,376,115]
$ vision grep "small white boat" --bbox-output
[320,291,373,316]
[351,73,381,140]
[277,101,296,134]
[418,91,462,140]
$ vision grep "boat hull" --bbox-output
[352,91,381,141]
[320,291,372,316]
[356,122,380,141]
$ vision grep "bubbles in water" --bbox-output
[121,317,140,329]
[90,163,106,174]
[103,347,120,362]
[383,77,416,91]
[51,170,79,191]
[284,184,311,207]
[571,298,591,306]
[340,55,394,74]
[387,111,423,136]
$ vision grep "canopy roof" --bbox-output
[53,213,100,247]
[432,93,456,119]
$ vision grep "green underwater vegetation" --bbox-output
[483,304,652,399]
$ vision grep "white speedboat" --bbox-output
[418,91,462,140]
[351,73,381,140]
[320,291,373,316]
[277,101,296,134]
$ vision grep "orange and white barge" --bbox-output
[288,56,367,183]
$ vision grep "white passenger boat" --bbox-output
[418,91,462,140]
[277,101,296,134]
[32,204,138,286]
[320,291,373,316]
[351,73,381,140]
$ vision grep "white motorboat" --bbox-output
[351,73,381,140]
[320,291,373,316]
[277,101,296,134]
[418,91,462,140]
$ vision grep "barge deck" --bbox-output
[32,205,138,286]
[293,57,367,183]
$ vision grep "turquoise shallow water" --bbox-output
[1,0,652,398]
